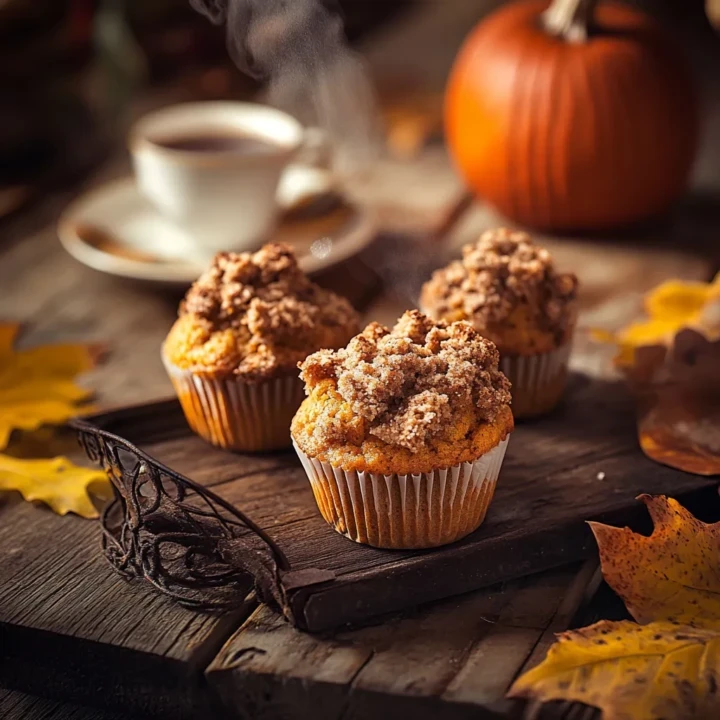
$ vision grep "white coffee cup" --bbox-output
[129,102,320,258]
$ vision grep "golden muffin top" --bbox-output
[294,310,511,463]
[420,228,578,349]
[163,243,360,381]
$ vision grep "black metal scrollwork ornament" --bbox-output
[70,419,332,620]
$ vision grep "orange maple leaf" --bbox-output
[590,495,720,628]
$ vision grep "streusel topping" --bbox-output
[420,228,578,342]
[164,244,360,380]
[298,310,511,453]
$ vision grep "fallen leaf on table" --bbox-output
[0,454,110,518]
[627,330,720,475]
[511,496,720,718]
[592,274,720,475]
[0,322,104,449]
[595,275,720,368]
[590,495,720,628]
[508,619,720,720]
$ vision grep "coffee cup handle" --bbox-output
[295,127,333,170]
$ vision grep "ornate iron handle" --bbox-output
[70,418,332,620]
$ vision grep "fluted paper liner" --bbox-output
[500,343,572,419]
[293,436,510,549]
[164,358,305,452]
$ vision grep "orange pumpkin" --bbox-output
[445,0,699,231]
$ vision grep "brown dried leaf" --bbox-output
[627,330,720,476]
[591,276,720,474]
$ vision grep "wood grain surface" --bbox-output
[0,689,140,720]
[0,494,251,718]
[206,563,599,720]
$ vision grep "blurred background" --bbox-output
[0,0,412,205]
[2,0,719,218]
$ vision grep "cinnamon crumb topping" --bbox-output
[165,244,360,380]
[421,228,578,343]
[298,310,511,453]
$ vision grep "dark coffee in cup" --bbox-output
[152,132,277,155]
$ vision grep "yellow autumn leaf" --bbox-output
[0,323,104,448]
[644,280,715,321]
[9,343,103,377]
[590,495,720,628]
[593,274,720,367]
[0,454,110,518]
[616,317,685,348]
[508,620,720,720]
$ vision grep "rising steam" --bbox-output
[190,0,380,175]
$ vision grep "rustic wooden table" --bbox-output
[2,3,720,719]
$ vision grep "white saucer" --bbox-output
[57,167,376,286]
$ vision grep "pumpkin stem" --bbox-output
[541,0,601,42]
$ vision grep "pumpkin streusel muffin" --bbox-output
[420,228,579,419]
[163,243,360,452]
[291,310,513,549]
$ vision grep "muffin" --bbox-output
[291,310,513,549]
[163,243,360,452]
[421,229,579,419]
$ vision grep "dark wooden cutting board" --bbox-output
[84,372,719,632]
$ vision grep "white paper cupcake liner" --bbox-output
[164,358,305,452]
[500,342,572,419]
[292,436,510,549]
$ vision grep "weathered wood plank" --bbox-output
[207,605,372,720]
[0,496,254,719]
[482,564,603,719]
[0,688,140,720]
[345,563,597,718]
[206,564,595,720]
[442,626,542,710]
